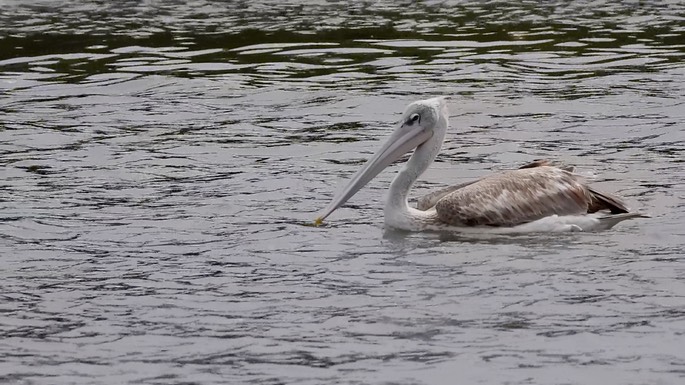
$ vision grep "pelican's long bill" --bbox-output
[315,119,433,225]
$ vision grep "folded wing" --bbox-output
[434,166,592,226]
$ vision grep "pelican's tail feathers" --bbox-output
[595,212,651,230]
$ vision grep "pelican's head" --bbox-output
[315,97,449,225]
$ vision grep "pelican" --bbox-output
[315,97,647,233]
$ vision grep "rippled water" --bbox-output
[1,1,684,384]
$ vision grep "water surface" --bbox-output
[1,1,684,384]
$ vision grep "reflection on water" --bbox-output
[1,1,684,384]
[1,0,683,92]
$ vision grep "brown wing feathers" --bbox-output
[434,167,591,226]
[418,160,630,226]
[587,187,629,214]
[518,160,629,214]
[521,160,629,214]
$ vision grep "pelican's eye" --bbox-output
[407,113,420,125]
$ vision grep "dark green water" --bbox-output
[1,1,684,384]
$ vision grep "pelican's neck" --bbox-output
[384,136,443,228]
[387,145,430,207]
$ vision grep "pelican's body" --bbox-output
[316,97,647,233]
